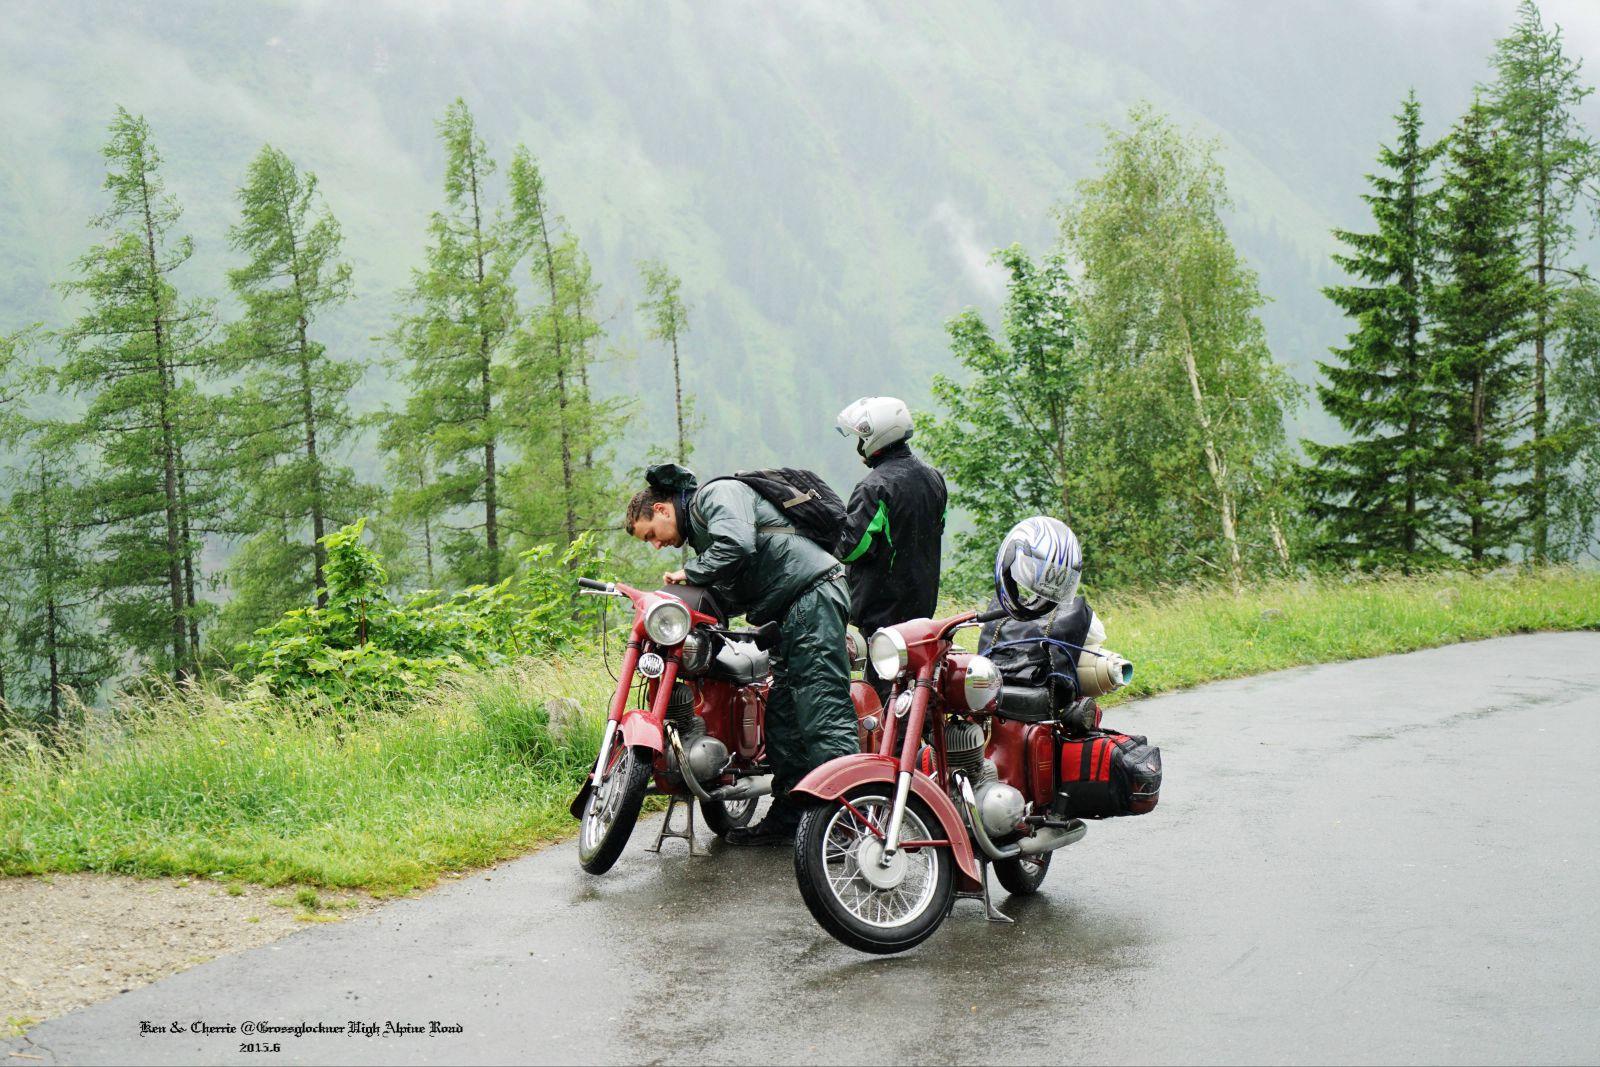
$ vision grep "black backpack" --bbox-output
[702,468,847,554]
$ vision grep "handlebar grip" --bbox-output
[976,606,1010,624]
[576,577,611,591]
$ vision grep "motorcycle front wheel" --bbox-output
[793,784,955,955]
[700,796,758,838]
[578,744,652,875]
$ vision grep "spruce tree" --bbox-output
[1430,103,1537,564]
[221,144,368,635]
[1487,0,1600,561]
[1304,92,1447,570]
[388,99,515,585]
[0,431,115,725]
[57,108,222,679]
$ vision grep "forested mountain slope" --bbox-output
[2,0,1596,487]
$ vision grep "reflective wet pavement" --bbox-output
[10,632,1600,1065]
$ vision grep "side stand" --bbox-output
[646,793,702,856]
[955,858,1014,923]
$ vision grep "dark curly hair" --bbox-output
[624,487,674,532]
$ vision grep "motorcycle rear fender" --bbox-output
[790,754,981,890]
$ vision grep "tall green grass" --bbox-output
[2,567,1595,890]
[1094,567,1600,703]
[0,662,610,891]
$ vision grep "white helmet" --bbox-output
[994,516,1082,621]
[835,396,914,459]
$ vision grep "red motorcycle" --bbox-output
[790,607,1160,953]
[568,576,878,875]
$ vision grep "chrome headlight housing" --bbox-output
[961,654,1003,711]
[644,599,692,646]
[867,628,909,681]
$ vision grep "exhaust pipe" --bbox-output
[708,774,774,802]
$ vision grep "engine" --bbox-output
[664,682,727,783]
[946,719,1025,839]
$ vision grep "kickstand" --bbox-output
[646,794,702,856]
[955,858,1014,923]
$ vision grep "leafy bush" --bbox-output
[238,520,601,702]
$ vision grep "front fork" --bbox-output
[879,668,934,864]
[589,720,619,786]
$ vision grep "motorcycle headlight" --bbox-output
[644,599,692,646]
[867,628,909,681]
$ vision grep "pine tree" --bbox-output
[1304,92,1447,571]
[387,99,516,585]
[221,144,369,636]
[504,148,618,550]
[0,428,116,725]
[1487,0,1600,561]
[1429,103,1537,564]
[640,261,693,463]
[57,108,222,679]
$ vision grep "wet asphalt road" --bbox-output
[9,631,1600,1066]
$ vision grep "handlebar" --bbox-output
[576,577,617,595]
[976,605,1010,624]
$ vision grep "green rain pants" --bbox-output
[764,574,859,800]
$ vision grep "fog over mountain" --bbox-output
[3,0,1597,490]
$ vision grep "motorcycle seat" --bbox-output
[712,639,770,685]
[994,685,1055,723]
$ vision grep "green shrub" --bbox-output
[238,520,602,703]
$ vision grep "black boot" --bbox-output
[725,798,801,846]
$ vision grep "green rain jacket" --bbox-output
[680,479,840,625]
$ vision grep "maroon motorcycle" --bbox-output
[789,606,1160,954]
[568,577,878,875]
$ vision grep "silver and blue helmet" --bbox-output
[994,516,1082,621]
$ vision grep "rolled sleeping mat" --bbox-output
[1076,647,1133,698]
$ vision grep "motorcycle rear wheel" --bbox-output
[994,852,1052,895]
[578,744,652,875]
[700,796,758,838]
[793,784,955,955]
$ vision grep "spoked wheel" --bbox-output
[700,795,758,838]
[578,744,652,875]
[793,784,955,955]
[994,852,1052,895]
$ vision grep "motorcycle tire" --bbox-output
[577,744,652,875]
[793,784,955,955]
[700,796,758,838]
[993,852,1052,896]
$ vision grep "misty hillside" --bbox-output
[3,0,1597,490]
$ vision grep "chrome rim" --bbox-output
[581,747,634,853]
[722,797,757,822]
[818,796,939,930]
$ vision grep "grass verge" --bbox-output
[0,661,609,891]
[1094,566,1599,704]
[2,567,1595,890]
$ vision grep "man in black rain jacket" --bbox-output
[833,397,948,703]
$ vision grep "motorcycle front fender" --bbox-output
[619,711,664,753]
[790,754,982,890]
